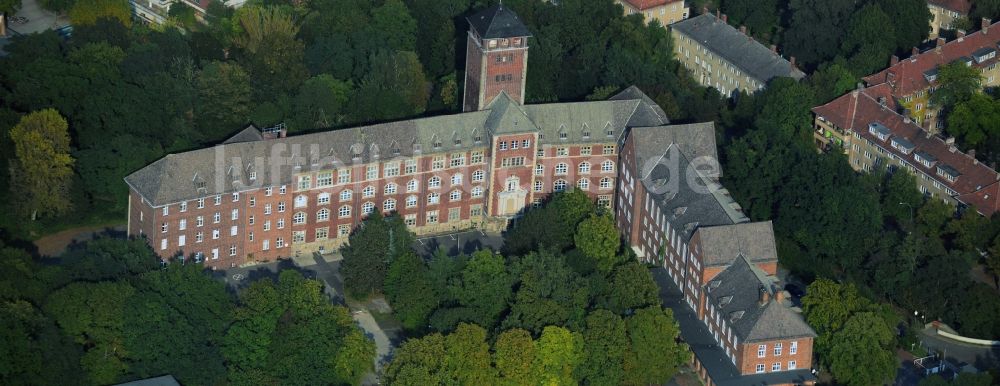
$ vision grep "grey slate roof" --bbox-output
[222,125,264,144]
[125,88,668,206]
[467,5,532,39]
[695,221,778,267]
[629,123,750,242]
[705,255,817,342]
[671,14,805,83]
[113,375,180,386]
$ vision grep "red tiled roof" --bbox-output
[863,21,1000,96]
[812,87,1000,216]
[621,0,682,11]
[928,0,972,14]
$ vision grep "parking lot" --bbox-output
[5,0,70,35]
[413,229,504,256]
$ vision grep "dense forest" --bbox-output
[2,0,1000,385]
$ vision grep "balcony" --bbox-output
[813,119,851,155]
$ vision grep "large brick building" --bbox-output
[126,6,815,385]
[928,0,972,39]
[614,0,689,27]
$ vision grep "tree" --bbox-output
[534,326,584,386]
[61,238,159,281]
[809,62,857,104]
[341,212,414,298]
[447,250,512,329]
[232,5,309,99]
[45,281,135,385]
[493,329,539,385]
[801,279,870,360]
[919,372,993,386]
[840,4,895,76]
[783,0,856,69]
[8,109,74,220]
[68,0,131,27]
[290,74,351,132]
[623,306,689,385]
[602,262,660,314]
[124,263,232,385]
[0,0,21,14]
[384,333,447,385]
[0,299,81,385]
[384,251,438,331]
[720,0,780,42]
[987,234,1000,288]
[828,312,897,386]
[442,323,496,384]
[195,61,252,141]
[503,251,589,334]
[947,93,1000,148]
[578,310,628,385]
[930,62,982,111]
[351,50,430,122]
[574,213,622,272]
[881,0,932,52]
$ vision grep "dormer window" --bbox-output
[936,164,960,183]
[513,37,522,46]
[914,151,937,168]
[890,137,915,155]
[488,39,497,48]
[973,47,996,63]
[868,122,891,141]
[924,68,938,82]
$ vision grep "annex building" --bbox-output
[126,5,815,385]
[671,11,804,98]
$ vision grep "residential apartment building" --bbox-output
[812,84,1000,216]
[862,18,1000,132]
[615,0,689,26]
[127,8,818,385]
[928,0,972,39]
[617,123,816,385]
[671,12,805,98]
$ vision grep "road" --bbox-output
[413,229,504,256]
[918,327,1000,370]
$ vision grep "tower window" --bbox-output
[495,74,513,83]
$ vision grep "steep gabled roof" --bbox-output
[705,256,816,343]
[927,0,972,14]
[620,0,682,11]
[467,5,532,39]
[222,125,264,144]
[863,21,1000,96]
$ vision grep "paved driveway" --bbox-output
[7,0,70,35]
[413,229,503,257]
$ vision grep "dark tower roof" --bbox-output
[467,5,532,39]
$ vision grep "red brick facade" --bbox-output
[462,31,529,112]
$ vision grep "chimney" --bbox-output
[722,14,728,23]
[702,6,708,15]
[970,149,977,159]
[957,29,966,38]
[790,56,797,70]
[937,37,946,50]
[775,289,786,304]
[891,55,899,65]
[740,25,746,35]
[946,137,956,145]
[770,44,777,54]
[716,9,720,20]
[759,286,771,305]
[983,18,992,34]
[903,116,911,124]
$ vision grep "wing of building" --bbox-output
[671,12,805,98]
[813,85,1000,216]
[124,6,816,385]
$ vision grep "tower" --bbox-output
[463,5,532,112]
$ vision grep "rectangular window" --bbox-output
[316,227,329,240]
[501,157,525,167]
[789,341,797,355]
[196,232,203,243]
[556,147,568,156]
[161,222,168,233]
[788,360,797,370]
[163,206,169,216]
[262,239,270,250]
[232,192,240,202]
[448,207,461,221]
[450,153,466,167]
[774,342,782,356]
[755,364,765,374]
[178,219,187,231]
[229,245,237,256]
[298,176,311,190]
[338,224,351,237]
[264,221,271,231]
[405,159,418,174]
[338,169,351,184]
[499,141,508,150]
[179,201,187,212]
[212,229,220,239]
[196,216,204,227]
[230,226,238,236]
[771,362,781,372]
[603,145,615,155]
[178,235,185,247]
[427,210,439,224]
[214,195,222,205]
[385,162,400,177]
[471,151,484,164]
[160,238,167,250]
[367,165,379,180]
[470,205,483,217]
[758,345,766,358]
[293,231,305,243]
[265,187,273,196]
[432,156,445,170]
[537,148,544,157]
[580,146,592,156]
[276,238,285,248]
[317,172,333,187]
